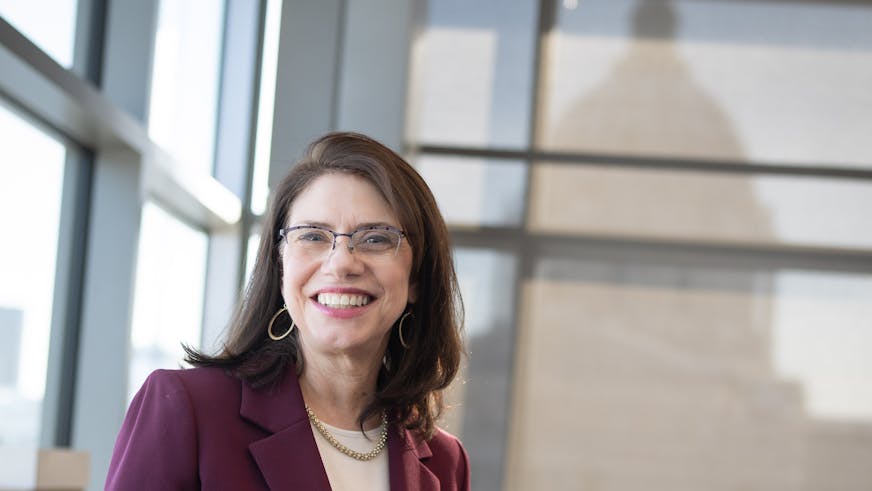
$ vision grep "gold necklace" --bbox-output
[305,405,388,461]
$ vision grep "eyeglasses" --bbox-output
[278,225,406,257]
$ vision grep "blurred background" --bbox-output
[1,0,871,490]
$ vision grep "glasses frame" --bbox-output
[277,224,407,257]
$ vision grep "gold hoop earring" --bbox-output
[398,312,413,349]
[268,306,295,341]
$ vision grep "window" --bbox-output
[130,0,227,398]
[0,102,67,445]
[147,0,225,175]
[128,201,208,401]
[0,0,78,68]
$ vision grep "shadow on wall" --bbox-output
[549,0,746,159]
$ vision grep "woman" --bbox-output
[106,132,468,490]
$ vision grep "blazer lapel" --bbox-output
[240,371,332,490]
[239,370,439,491]
[388,424,440,491]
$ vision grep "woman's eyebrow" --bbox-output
[289,221,332,228]
[289,221,397,230]
[354,222,396,229]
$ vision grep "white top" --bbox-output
[310,421,390,491]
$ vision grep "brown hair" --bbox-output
[186,132,464,439]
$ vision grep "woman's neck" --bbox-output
[298,351,384,431]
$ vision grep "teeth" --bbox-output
[317,293,371,308]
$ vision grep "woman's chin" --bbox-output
[307,331,387,360]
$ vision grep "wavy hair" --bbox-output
[186,132,464,439]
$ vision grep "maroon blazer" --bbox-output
[106,367,469,490]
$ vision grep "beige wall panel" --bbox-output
[507,266,872,490]
[528,163,872,251]
[414,156,527,227]
[507,278,806,491]
[804,422,872,490]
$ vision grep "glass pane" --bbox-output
[128,201,208,401]
[148,0,225,175]
[416,155,527,227]
[407,0,537,148]
[529,163,872,251]
[0,102,66,445]
[539,0,872,167]
[452,247,517,491]
[508,254,872,489]
[250,0,283,216]
[0,0,78,67]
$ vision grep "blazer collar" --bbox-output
[241,369,332,490]
[388,422,440,491]
[240,369,440,490]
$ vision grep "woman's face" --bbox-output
[280,172,415,360]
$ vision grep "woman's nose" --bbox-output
[330,234,355,254]
[322,236,364,275]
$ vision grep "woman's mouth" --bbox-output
[316,292,372,309]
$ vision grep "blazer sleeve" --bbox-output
[105,369,200,490]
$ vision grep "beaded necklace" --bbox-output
[305,405,388,461]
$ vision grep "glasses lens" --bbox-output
[352,228,401,255]
[288,227,333,254]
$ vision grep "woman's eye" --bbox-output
[362,233,390,244]
[299,231,329,242]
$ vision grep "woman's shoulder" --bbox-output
[417,426,470,489]
[400,422,466,453]
[136,366,241,403]
[429,426,463,447]
[427,426,468,460]
[142,365,234,384]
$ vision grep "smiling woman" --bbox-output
[105,132,469,491]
